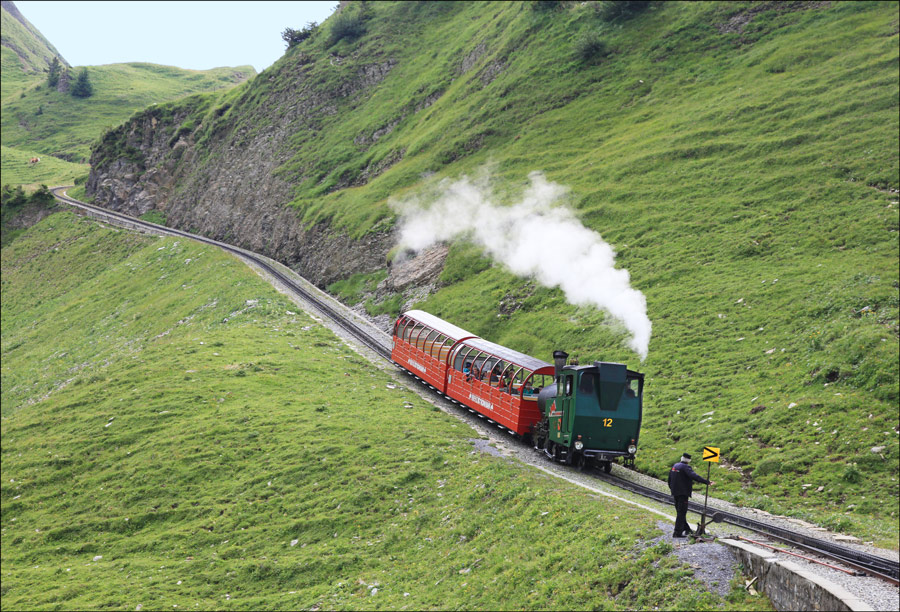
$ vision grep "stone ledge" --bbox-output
[720,538,875,612]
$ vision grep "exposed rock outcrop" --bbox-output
[86,56,401,288]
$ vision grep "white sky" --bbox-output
[14,1,337,72]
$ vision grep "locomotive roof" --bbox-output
[563,363,645,378]
[401,310,477,341]
[460,337,554,374]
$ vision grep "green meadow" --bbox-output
[2,62,254,164]
[1,145,88,192]
[0,212,771,610]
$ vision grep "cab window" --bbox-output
[579,372,597,395]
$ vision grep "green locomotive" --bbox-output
[534,351,644,472]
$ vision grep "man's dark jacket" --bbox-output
[667,461,710,497]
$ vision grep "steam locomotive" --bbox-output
[391,310,644,472]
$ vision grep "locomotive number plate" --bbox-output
[603,418,613,427]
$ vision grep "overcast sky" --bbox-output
[14,1,337,72]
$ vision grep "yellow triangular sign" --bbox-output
[703,446,720,462]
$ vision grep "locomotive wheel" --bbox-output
[576,453,587,472]
[601,461,612,474]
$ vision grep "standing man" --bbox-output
[667,453,713,538]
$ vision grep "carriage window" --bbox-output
[394,317,407,338]
[424,330,440,354]
[404,323,419,342]
[454,346,475,372]
[465,350,483,375]
[472,354,490,379]
[430,334,448,359]
[564,375,574,396]
[412,324,431,347]
[495,363,513,388]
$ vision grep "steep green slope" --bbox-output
[0,0,66,100]
[89,1,898,539]
[0,212,769,611]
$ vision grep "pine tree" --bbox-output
[70,67,94,98]
[47,56,61,88]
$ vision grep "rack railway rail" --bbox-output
[52,187,900,587]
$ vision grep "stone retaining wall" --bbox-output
[720,538,874,612]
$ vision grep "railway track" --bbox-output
[52,187,900,587]
[592,470,899,585]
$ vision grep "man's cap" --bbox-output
[682,452,692,459]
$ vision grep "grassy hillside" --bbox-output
[1,145,87,190]
[0,212,770,610]
[1,62,255,163]
[121,1,898,540]
[0,1,66,100]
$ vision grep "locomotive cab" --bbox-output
[536,356,644,471]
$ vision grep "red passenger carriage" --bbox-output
[391,310,555,436]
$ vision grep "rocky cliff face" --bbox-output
[86,56,402,288]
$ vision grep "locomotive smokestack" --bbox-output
[553,350,568,378]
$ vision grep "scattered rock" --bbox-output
[387,245,449,292]
[871,446,886,453]
[833,535,861,543]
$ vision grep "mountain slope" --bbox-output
[0,0,67,100]
[0,211,768,610]
[81,0,900,540]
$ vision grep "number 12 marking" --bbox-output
[603,418,613,427]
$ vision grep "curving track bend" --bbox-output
[51,187,899,586]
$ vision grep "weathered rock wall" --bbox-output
[85,57,399,288]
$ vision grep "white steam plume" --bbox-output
[391,171,652,360]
